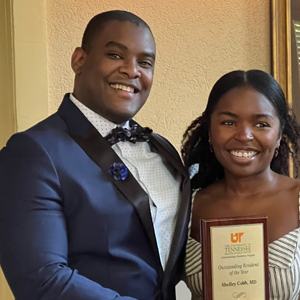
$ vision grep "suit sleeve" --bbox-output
[0,133,137,300]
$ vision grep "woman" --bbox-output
[182,70,300,300]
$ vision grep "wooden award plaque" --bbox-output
[200,216,269,300]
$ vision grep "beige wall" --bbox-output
[46,0,270,150]
[13,0,49,132]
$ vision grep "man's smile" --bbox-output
[110,83,139,94]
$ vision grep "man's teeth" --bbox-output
[230,150,257,158]
[110,84,134,93]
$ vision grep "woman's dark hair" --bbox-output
[181,70,300,190]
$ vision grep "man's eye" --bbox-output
[107,54,121,59]
[139,61,153,68]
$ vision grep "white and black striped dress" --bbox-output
[185,195,300,300]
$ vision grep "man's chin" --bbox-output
[106,111,138,125]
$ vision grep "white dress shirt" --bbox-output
[70,94,181,269]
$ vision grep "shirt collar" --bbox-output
[69,93,130,137]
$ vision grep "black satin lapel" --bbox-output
[163,178,191,288]
[150,134,187,177]
[149,134,192,284]
[69,126,160,260]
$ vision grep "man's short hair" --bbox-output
[81,10,153,53]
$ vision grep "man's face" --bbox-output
[72,20,156,124]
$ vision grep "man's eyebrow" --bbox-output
[105,41,128,50]
[105,41,156,60]
[143,52,156,60]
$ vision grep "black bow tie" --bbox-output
[105,124,153,146]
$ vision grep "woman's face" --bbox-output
[209,86,281,178]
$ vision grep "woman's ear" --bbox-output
[277,140,281,148]
[71,47,86,74]
[277,132,282,148]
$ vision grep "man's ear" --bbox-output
[71,47,86,74]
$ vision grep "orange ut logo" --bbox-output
[231,233,244,243]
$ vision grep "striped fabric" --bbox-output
[185,196,300,300]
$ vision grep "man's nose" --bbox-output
[119,59,141,79]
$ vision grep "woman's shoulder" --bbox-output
[192,180,225,219]
[190,181,225,241]
[193,180,224,203]
[276,174,300,192]
[290,176,300,188]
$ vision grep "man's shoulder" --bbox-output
[2,112,67,153]
[21,93,73,139]
[22,112,66,140]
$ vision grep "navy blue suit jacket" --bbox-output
[0,95,191,300]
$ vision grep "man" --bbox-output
[0,10,190,300]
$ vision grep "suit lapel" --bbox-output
[149,133,187,177]
[150,134,191,284]
[57,95,160,262]
[58,95,191,278]
[163,177,191,287]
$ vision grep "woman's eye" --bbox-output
[221,121,235,126]
[256,122,269,128]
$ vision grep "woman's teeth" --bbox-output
[230,150,257,158]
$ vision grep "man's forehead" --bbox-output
[97,20,155,48]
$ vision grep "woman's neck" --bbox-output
[223,168,279,198]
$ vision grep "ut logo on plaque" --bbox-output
[231,232,244,243]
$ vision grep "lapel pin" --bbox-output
[109,162,128,181]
